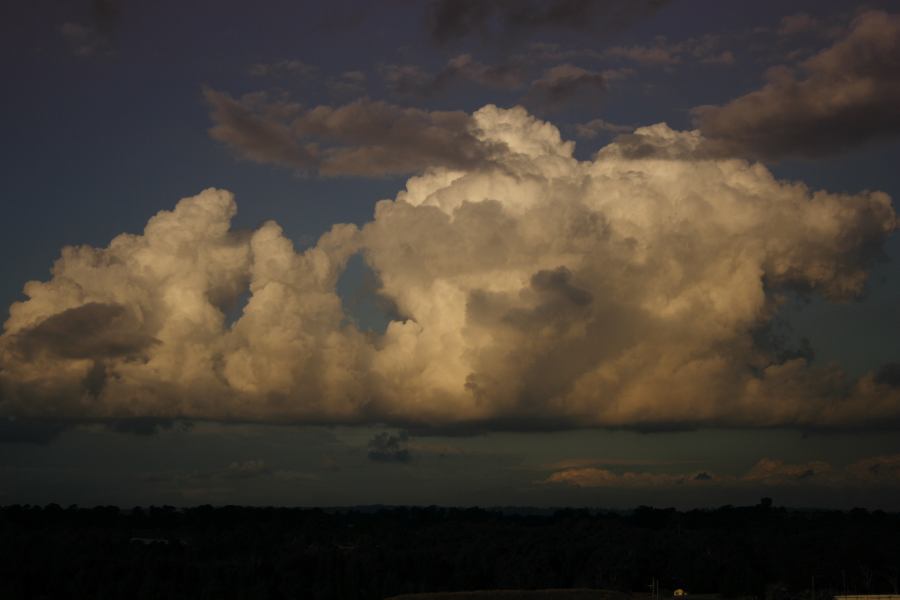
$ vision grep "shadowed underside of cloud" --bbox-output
[426,0,670,44]
[544,454,900,488]
[204,89,504,176]
[0,104,897,435]
[693,10,900,160]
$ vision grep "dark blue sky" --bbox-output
[2,0,899,508]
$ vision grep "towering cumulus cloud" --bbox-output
[1,106,897,431]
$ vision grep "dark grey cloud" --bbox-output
[367,431,411,463]
[59,0,122,57]
[223,459,272,479]
[327,70,368,98]
[778,13,822,36]
[383,54,525,97]
[693,10,900,161]
[90,0,121,35]
[248,59,316,78]
[0,417,66,444]
[107,418,187,436]
[530,267,593,308]
[574,118,632,139]
[204,89,505,176]
[426,0,670,44]
[526,64,610,110]
[875,363,900,388]
[14,302,157,361]
[603,34,734,67]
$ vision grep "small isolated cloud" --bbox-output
[248,59,316,78]
[204,89,504,176]
[605,43,680,65]
[575,118,633,139]
[367,431,411,463]
[527,64,610,110]
[328,70,368,98]
[778,13,821,36]
[60,22,109,57]
[383,54,525,97]
[426,0,670,44]
[603,34,734,67]
[224,459,271,479]
[59,0,123,57]
[693,10,900,160]
[702,50,735,65]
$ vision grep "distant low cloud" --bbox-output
[204,89,504,176]
[224,459,272,479]
[0,418,66,444]
[545,454,900,488]
[426,0,670,44]
[0,105,897,433]
[693,10,900,160]
[367,431,411,463]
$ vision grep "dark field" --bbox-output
[388,589,632,600]
[1,502,898,600]
[386,589,633,599]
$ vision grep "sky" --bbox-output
[2,0,900,509]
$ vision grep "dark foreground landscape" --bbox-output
[1,501,898,600]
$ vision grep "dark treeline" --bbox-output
[1,500,898,600]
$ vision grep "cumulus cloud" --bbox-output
[204,89,504,176]
[1,105,897,433]
[693,10,900,160]
[426,0,670,44]
[545,455,900,488]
